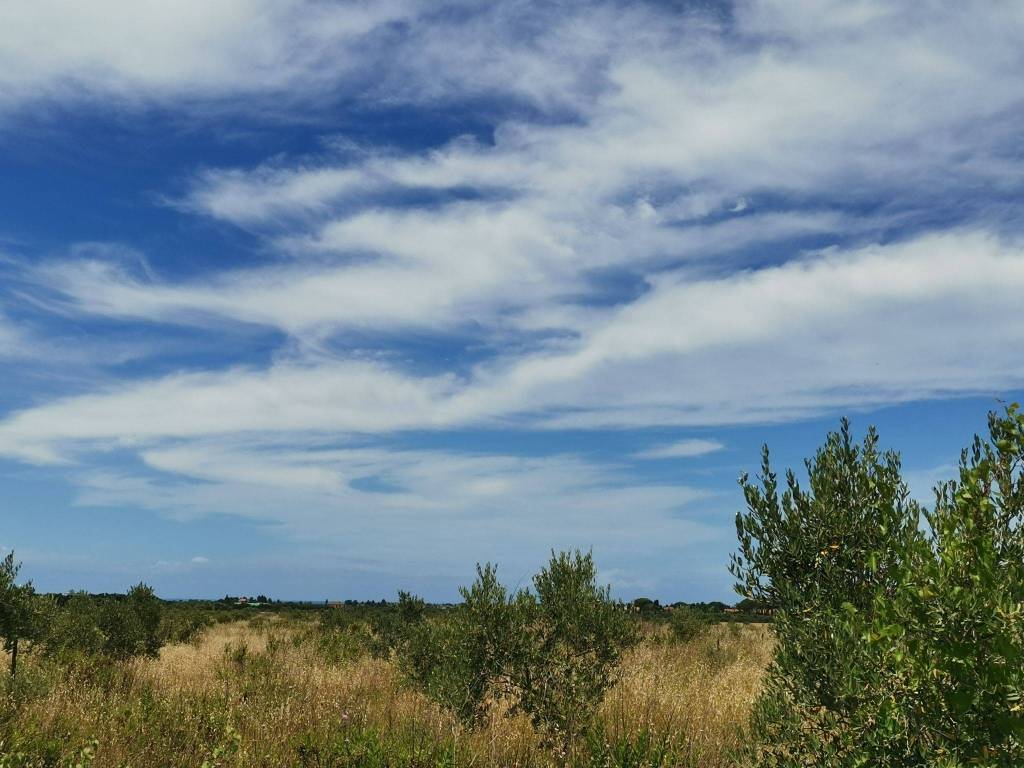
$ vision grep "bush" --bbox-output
[313,617,376,665]
[849,406,1024,763]
[511,550,637,751]
[0,552,41,678]
[398,551,636,751]
[399,564,524,725]
[99,583,163,660]
[43,584,165,662]
[42,592,105,661]
[369,591,426,659]
[159,610,213,645]
[732,409,1024,766]
[668,606,710,643]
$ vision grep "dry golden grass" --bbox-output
[602,624,772,764]
[1,620,772,767]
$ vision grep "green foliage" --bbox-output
[848,405,1024,764]
[199,722,241,768]
[732,418,921,615]
[98,583,163,660]
[41,592,105,661]
[629,597,663,619]
[668,606,710,643]
[314,619,376,665]
[292,724,460,768]
[512,550,637,750]
[398,564,523,724]
[730,418,923,765]
[0,552,41,676]
[579,728,681,768]
[42,584,165,662]
[368,591,427,659]
[158,608,213,645]
[734,409,1024,766]
[0,735,99,768]
[397,551,636,752]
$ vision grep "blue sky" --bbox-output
[1,1,1023,602]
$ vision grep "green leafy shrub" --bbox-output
[848,406,1024,764]
[0,552,42,678]
[398,551,635,752]
[41,592,105,661]
[395,548,634,753]
[668,606,710,643]
[42,584,164,663]
[511,550,637,751]
[369,591,426,659]
[733,409,1024,766]
[0,735,98,768]
[399,564,524,724]
[292,724,460,768]
[314,620,376,665]
[158,609,213,645]
[579,728,680,768]
[98,583,163,660]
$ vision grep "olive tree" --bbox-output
[43,583,164,662]
[399,564,526,724]
[853,406,1024,764]
[0,551,40,678]
[733,410,1024,766]
[397,550,635,751]
[510,550,635,750]
[99,582,164,660]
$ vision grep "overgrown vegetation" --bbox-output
[2,407,1022,765]
[0,603,767,767]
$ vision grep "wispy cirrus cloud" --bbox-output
[69,438,717,590]
[2,1,1024,595]
[634,439,724,460]
[6,229,1024,464]
[0,0,416,112]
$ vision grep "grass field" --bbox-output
[0,618,771,768]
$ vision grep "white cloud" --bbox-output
[152,554,213,573]
[0,0,417,111]
[175,2,1024,226]
[634,439,724,460]
[6,230,1024,463]
[0,315,26,357]
[477,230,1024,426]
[36,206,851,341]
[0,360,457,463]
[3,2,1024,593]
[0,1,698,120]
[68,439,716,584]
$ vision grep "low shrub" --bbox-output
[511,551,638,751]
[292,725,460,768]
[42,584,164,663]
[399,565,523,725]
[668,606,711,644]
[397,550,636,752]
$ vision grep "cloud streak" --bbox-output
[2,1,1024,593]
[634,439,724,460]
